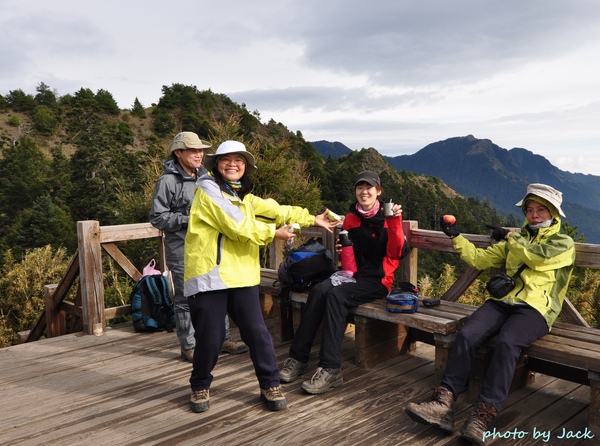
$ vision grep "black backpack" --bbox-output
[277,237,336,293]
[130,274,175,332]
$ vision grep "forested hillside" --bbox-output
[0,83,598,346]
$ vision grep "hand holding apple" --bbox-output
[443,215,456,225]
[440,215,460,238]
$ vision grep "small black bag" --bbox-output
[485,273,516,299]
[485,264,527,299]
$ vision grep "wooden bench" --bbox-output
[260,267,471,382]
[259,222,600,431]
[288,291,471,380]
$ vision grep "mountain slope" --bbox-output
[383,135,600,242]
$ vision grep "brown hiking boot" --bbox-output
[221,338,248,354]
[405,386,455,433]
[301,367,343,394]
[280,357,309,383]
[260,386,287,411]
[190,389,210,413]
[460,401,498,445]
[180,348,194,362]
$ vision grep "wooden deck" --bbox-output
[0,324,596,446]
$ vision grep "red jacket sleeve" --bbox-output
[385,215,406,259]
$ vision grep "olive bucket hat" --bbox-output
[167,132,212,156]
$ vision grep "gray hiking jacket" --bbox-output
[149,158,206,265]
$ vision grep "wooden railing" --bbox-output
[28,219,599,342]
[26,221,166,341]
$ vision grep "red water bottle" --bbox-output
[339,230,357,274]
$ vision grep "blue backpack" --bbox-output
[277,238,336,292]
[130,274,175,332]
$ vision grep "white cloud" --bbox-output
[2,0,600,174]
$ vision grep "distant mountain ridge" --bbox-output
[311,135,600,243]
[310,140,353,159]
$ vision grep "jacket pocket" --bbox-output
[217,233,223,265]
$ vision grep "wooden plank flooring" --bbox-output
[0,324,596,446]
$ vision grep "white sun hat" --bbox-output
[516,183,565,217]
[203,140,257,175]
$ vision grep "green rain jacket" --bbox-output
[452,215,575,331]
[184,174,316,296]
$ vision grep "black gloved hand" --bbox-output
[439,216,460,238]
[486,224,510,241]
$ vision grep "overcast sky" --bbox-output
[2,1,600,175]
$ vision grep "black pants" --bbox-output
[188,286,279,391]
[441,300,548,410]
[289,278,388,369]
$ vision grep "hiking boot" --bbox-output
[460,401,498,445]
[221,338,249,354]
[260,386,287,411]
[301,367,343,394]
[280,357,309,383]
[181,348,194,363]
[405,386,455,434]
[190,389,210,413]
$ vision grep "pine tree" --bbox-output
[131,97,146,118]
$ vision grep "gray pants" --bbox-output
[170,261,231,351]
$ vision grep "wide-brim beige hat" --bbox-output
[516,183,565,217]
[167,132,212,156]
[203,140,257,175]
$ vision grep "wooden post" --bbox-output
[588,371,600,433]
[434,333,457,385]
[401,220,418,285]
[77,221,106,336]
[269,238,285,270]
[354,315,410,368]
[44,284,66,337]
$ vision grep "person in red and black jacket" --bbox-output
[279,170,410,394]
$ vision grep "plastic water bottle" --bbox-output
[339,230,357,273]
[283,224,300,251]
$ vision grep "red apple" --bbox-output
[443,215,456,225]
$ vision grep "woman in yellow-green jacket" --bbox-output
[406,183,575,446]
[183,140,337,414]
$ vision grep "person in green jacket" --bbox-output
[405,183,575,446]
[184,140,338,413]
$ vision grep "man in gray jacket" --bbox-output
[149,132,247,362]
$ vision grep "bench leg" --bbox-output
[291,301,304,336]
[267,292,295,344]
[354,315,411,369]
[434,333,457,386]
[589,371,600,433]
[468,348,534,402]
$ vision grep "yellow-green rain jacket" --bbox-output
[184,174,316,296]
[452,214,575,331]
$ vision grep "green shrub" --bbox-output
[32,105,59,135]
[0,246,69,347]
